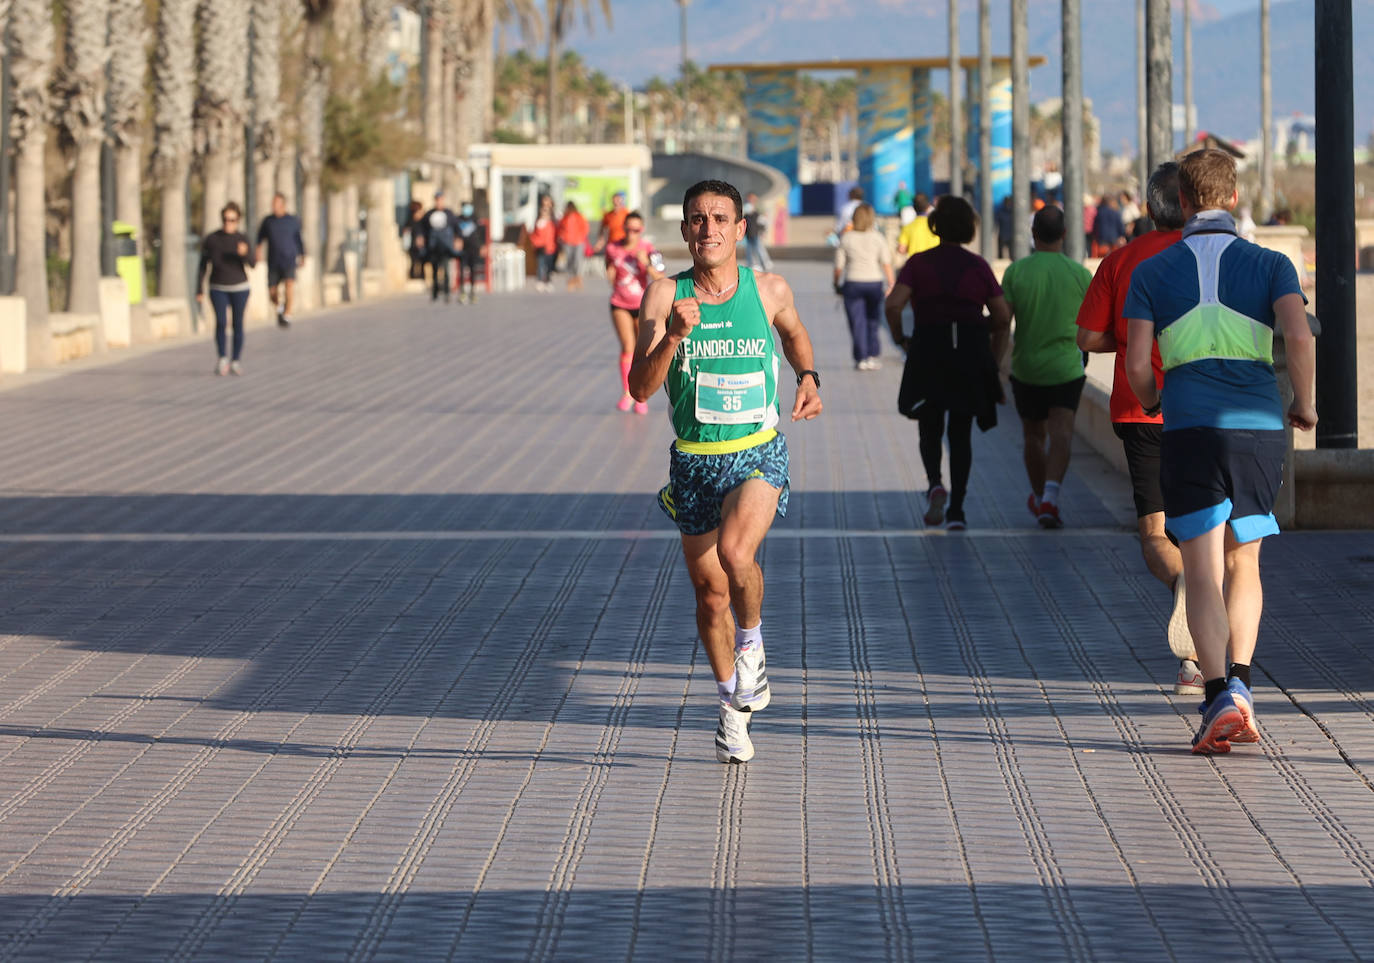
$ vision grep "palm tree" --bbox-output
[299,0,333,288]
[544,0,610,144]
[197,0,251,233]
[249,0,283,231]
[8,0,53,364]
[153,0,195,302]
[108,0,149,259]
[59,0,109,317]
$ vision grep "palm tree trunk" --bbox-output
[68,142,104,317]
[299,11,328,297]
[423,5,444,158]
[62,0,109,317]
[250,0,282,232]
[153,0,195,305]
[326,189,347,275]
[159,159,190,301]
[15,134,49,365]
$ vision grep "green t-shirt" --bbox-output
[1001,250,1093,386]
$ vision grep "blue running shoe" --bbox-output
[1227,677,1259,743]
[1191,690,1244,755]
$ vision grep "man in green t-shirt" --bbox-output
[1000,206,1092,528]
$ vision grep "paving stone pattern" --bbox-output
[0,263,1371,961]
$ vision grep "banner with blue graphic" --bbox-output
[967,64,1013,207]
[744,71,799,188]
[858,67,917,215]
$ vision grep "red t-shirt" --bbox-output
[1075,230,1180,423]
[558,211,589,246]
[530,216,558,253]
[896,243,1003,327]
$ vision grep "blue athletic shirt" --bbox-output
[1123,210,1304,431]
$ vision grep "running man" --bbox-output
[1076,162,1201,695]
[255,193,304,327]
[629,179,822,764]
[594,191,630,254]
[1123,149,1316,754]
[1000,206,1092,528]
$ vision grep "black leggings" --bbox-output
[917,407,974,510]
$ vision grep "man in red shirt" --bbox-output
[1076,161,1201,696]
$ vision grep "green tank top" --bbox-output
[666,267,781,452]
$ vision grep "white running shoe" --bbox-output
[731,641,770,712]
[715,703,754,763]
[229,360,243,376]
[1168,577,1196,660]
[1174,659,1205,696]
[215,357,230,376]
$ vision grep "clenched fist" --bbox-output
[669,297,702,340]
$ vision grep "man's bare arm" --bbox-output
[1077,327,1116,352]
[884,283,912,346]
[1125,317,1158,409]
[1275,292,1317,430]
[759,273,822,421]
[987,294,1012,374]
[628,277,686,403]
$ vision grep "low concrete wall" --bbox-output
[145,297,191,340]
[0,296,27,374]
[1295,449,1374,528]
[1357,218,1374,271]
[1252,225,1309,283]
[49,313,100,363]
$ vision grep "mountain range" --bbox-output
[558,0,1373,156]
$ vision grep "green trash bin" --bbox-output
[112,220,143,304]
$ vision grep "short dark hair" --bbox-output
[928,194,976,245]
[1031,206,1066,243]
[913,192,930,212]
[682,180,742,221]
[848,186,865,201]
[1145,161,1184,230]
[221,201,242,220]
[624,210,645,227]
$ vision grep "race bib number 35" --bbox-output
[695,370,767,425]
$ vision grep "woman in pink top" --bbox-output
[605,211,664,413]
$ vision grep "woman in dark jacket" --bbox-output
[885,195,1011,530]
[196,201,256,376]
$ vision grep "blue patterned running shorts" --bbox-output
[657,433,790,536]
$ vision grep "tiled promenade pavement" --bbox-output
[0,261,1372,961]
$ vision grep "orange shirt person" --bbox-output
[558,201,590,291]
[595,191,630,252]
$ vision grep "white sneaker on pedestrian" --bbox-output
[731,641,770,712]
[715,703,754,764]
[1175,659,1205,696]
[215,357,230,376]
[1167,577,1195,660]
[229,360,243,376]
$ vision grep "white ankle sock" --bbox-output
[735,622,762,653]
[717,671,737,706]
[1042,481,1061,507]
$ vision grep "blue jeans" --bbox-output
[842,280,885,362]
[209,288,250,361]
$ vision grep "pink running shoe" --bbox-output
[633,400,649,415]
[616,394,634,412]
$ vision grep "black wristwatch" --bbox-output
[797,369,821,389]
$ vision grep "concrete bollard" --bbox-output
[0,296,28,373]
[98,277,132,348]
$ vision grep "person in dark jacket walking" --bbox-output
[255,192,305,327]
[197,201,256,376]
[417,190,460,302]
